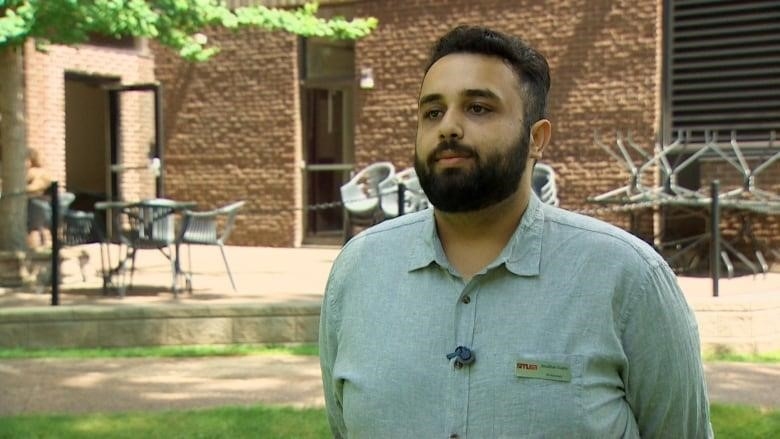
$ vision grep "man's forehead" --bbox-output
[419,53,521,101]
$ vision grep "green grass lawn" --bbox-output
[0,403,777,438]
[711,404,780,438]
[704,349,780,364]
[0,405,331,439]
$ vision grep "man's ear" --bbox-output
[528,119,551,160]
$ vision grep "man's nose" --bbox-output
[438,112,464,140]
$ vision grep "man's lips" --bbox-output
[434,150,474,163]
[427,142,477,168]
[436,151,470,159]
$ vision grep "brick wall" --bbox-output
[146,0,778,253]
[151,28,300,247]
[24,40,156,200]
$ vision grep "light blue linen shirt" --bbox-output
[320,194,713,438]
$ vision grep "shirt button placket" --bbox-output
[448,282,477,438]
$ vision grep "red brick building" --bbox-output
[18,0,780,269]
[22,35,158,205]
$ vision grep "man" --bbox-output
[320,25,712,438]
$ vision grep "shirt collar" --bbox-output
[406,208,441,272]
[501,193,543,277]
[406,194,544,277]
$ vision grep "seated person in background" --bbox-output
[26,148,51,196]
[26,148,53,248]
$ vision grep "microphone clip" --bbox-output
[446,346,475,367]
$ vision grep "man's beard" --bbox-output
[414,133,529,213]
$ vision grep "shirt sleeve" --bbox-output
[319,262,347,439]
[621,261,713,438]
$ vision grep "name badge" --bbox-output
[515,360,571,382]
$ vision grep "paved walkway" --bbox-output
[0,355,778,416]
[2,243,779,308]
[0,245,339,307]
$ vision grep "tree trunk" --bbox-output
[0,45,29,252]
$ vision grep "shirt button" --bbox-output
[449,434,459,438]
[461,295,471,304]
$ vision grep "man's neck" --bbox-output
[434,187,532,280]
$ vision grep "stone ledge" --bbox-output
[0,302,321,323]
[0,303,321,349]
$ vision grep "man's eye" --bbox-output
[468,104,490,114]
[424,109,443,120]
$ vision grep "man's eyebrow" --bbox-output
[419,93,443,106]
[419,89,501,106]
[462,88,500,100]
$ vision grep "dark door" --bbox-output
[300,35,356,244]
[303,87,353,239]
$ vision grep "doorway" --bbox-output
[64,73,116,212]
[300,37,355,244]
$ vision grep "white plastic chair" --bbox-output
[532,163,559,206]
[340,162,395,215]
[380,167,430,218]
[341,162,396,239]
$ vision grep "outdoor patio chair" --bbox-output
[380,167,430,218]
[119,199,178,291]
[340,161,395,240]
[61,210,104,247]
[532,162,560,207]
[27,192,76,232]
[60,210,105,282]
[177,200,246,292]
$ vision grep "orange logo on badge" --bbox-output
[516,362,538,370]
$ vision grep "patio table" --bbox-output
[95,199,196,297]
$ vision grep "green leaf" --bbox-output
[0,0,377,61]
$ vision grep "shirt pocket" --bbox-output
[475,353,586,438]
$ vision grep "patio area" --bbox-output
[0,243,778,353]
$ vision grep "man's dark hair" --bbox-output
[424,25,550,126]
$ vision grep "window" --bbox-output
[665,0,780,142]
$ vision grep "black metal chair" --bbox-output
[27,192,76,246]
[61,210,104,246]
[177,200,246,292]
[60,210,105,282]
[119,199,178,291]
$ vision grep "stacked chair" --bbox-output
[532,163,560,206]
[340,162,396,240]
